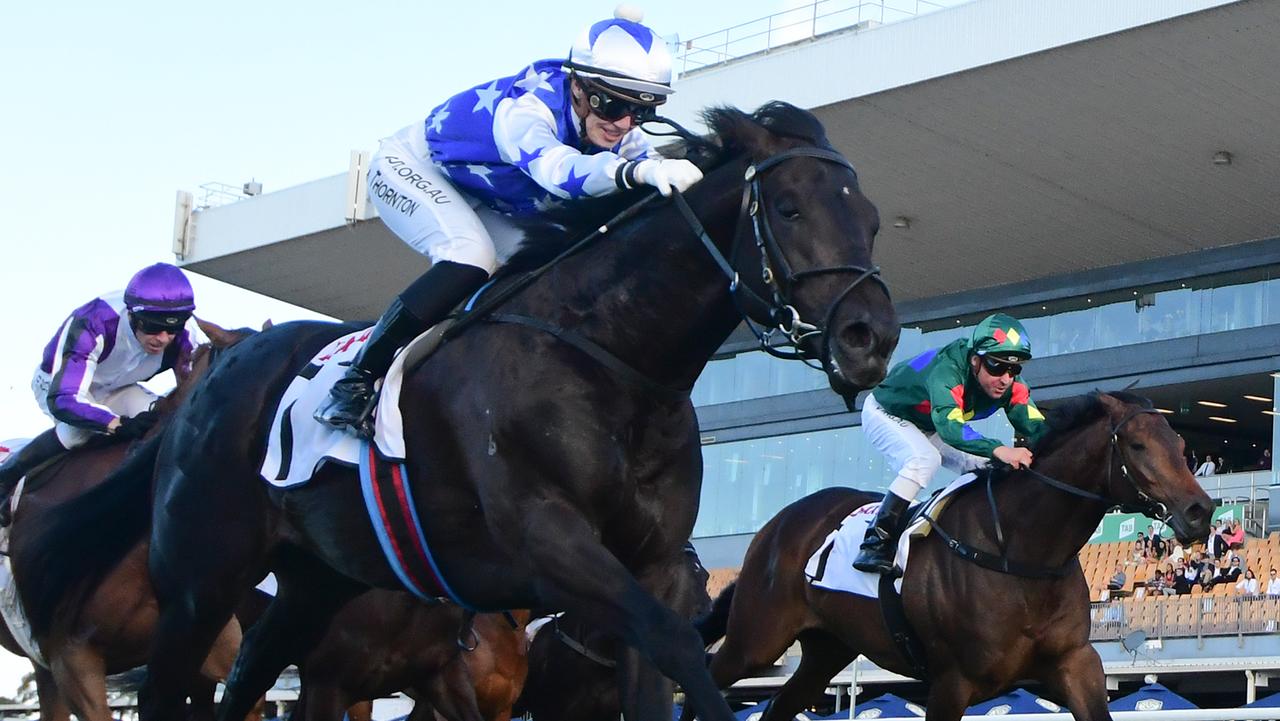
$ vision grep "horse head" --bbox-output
[152,318,258,417]
[1091,392,1214,543]
[704,102,900,395]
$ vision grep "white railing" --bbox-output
[1201,471,1272,536]
[196,181,247,210]
[674,0,956,73]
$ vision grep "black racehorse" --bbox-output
[517,544,712,721]
[24,101,899,721]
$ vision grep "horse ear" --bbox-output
[261,319,274,331]
[195,317,239,348]
[1095,391,1128,417]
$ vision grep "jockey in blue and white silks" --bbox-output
[0,263,201,525]
[315,6,704,436]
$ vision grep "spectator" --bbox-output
[1107,564,1127,592]
[1219,556,1244,585]
[1236,568,1259,596]
[1130,538,1148,565]
[1147,569,1176,596]
[1194,454,1217,477]
[1257,448,1272,471]
[1266,568,1280,597]
[1201,560,1223,590]
[1168,539,1186,564]
[1173,560,1194,595]
[1150,530,1167,560]
[1187,450,1198,472]
[1208,522,1229,559]
[1225,520,1245,550]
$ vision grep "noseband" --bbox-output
[671,146,890,378]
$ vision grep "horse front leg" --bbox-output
[218,553,362,721]
[33,664,71,721]
[519,504,733,721]
[48,643,110,721]
[924,670,977,721]
[1039,645,1113,721]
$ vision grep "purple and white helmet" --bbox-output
[124,263,195,329]
[565,5,674,102]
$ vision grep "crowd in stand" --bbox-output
[1103,520,1280,599]
[1187,447,1272,476]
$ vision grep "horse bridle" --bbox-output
[444,145,888,399]
[671,146,890,377]
[1021,407,1171,522]
[926,406,1170,579]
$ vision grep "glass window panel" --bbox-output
[1047,308,1096,355]
[1206,283,1265,333]
[1094,299,1138,350]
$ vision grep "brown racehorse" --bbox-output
[693,391,1214,721]
[518,544,711,721]
[2,321,253,721]
[263,584,530,721]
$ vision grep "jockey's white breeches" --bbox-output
[369,125,524,275]
[862,393,986,502]
[31,370,158,448]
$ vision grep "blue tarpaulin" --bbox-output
[967,689,1061,715]
[1108,683,1198,711]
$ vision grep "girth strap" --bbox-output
[553,619,617,669]
[876,574,930,681]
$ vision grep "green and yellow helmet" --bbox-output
[970,313,1032,363]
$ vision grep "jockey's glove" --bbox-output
[114,410,160,440]
[624,159,704,197]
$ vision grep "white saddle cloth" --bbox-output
[804,473,979,597]
[260,326,429,486]
[0,458,48,668]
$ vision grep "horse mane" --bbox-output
[495,101,832,277]
[1029,390,1154,457]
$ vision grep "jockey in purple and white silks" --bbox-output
[314,6,704,436]
[0,263,201,525]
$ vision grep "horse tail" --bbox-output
[693,581,736,647]
[21,433,161,637]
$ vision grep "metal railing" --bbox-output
[674,0,955,74]
[1201,470,1273,536]
[1090,594,1280,643]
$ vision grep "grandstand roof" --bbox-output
[175,0,1280,320]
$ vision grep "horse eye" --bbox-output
[778,207,801,221]
[1129,442,1146,451]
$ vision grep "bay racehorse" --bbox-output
[4,321,253,721]
[692,391,1214,721]
[517,544,711,721]
[283,587,529,721]
[23,101,899,721]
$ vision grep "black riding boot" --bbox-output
[851,492,912,575]
[314,261,489,437]
[0,428,67,527]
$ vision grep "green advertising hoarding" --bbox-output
[1087,504,1244,544]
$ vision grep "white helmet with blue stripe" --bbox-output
[566,5,674,102]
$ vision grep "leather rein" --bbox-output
[441,146,887,398]
[921,407,1168,579]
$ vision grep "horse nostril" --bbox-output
[1185,501,1212,526]
[840,321,874,350]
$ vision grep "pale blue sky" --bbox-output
[0,0,858,697]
